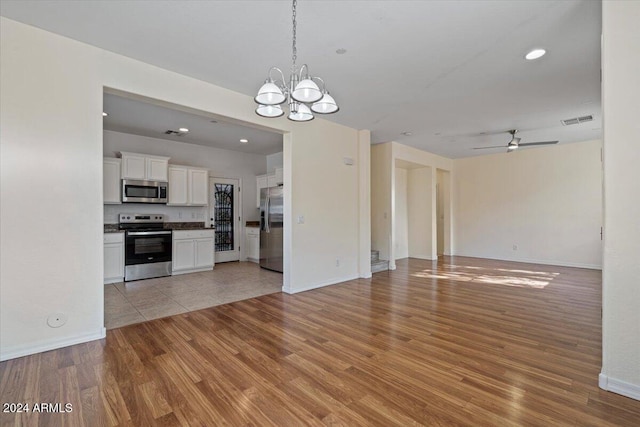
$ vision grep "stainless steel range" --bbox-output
[119,213,172,281]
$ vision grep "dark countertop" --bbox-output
[164,222,207,230]
[104,222,208,233]
[246,221,260,227]
[104,224,121,233]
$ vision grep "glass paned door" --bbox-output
[214,183,234,252]
[209,177,240,262]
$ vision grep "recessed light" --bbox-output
[401,131,412,136]
[336,48,347,55]
[178,127,189,133]
[240,139,249,144]
[102,112,108,117]
[525,48,546,60]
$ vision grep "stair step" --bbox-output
[371,259,389,273]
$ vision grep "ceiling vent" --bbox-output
[561,115,593,126]
[164,129,186,136]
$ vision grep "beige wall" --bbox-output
[371,143,393,261]
[0,17,369,360]
[453,140,603,269]
[407,167,434,260]
[371,142,453,266]
[600,0,640,400]
[394,168,409,259]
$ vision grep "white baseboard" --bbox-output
[360,272,372,279]
[599,373,640,401]
[283,274,360,295]
[104,277,123,285]
[172,266,214,275]
[452,252,602,270]
[0,328,106,362]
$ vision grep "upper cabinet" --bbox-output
[168,165,209,206]
[103,158,122,204]
[120,151,170,181]
[257,168,284,208]
[256,174,268,208]
[267,167,284,187]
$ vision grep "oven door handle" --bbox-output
[127,231,172,236]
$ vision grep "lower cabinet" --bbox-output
[104,232,124,284]
[172,230,215,275]
[246,227,260,263]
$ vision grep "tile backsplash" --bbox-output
[104,204,208,224]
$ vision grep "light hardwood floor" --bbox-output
[2,257,639,426]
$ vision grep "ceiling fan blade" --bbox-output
[472,145,505,150]
[519,141,559,147]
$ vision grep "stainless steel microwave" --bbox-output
[121,179,168,203]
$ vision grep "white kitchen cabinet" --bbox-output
[195,238,214,268]
[173,239,196,272]
[260,168,284,205]
[104,232,124,284]
[267,167,283,187]
[146,157,169,181]
[172,229,215,275]
[246,227,260,263]
[189,168,209,205]
[103,158,121,204]
[256,174,268,208]
[120,151,170,181]
[167,166,189,205]
[168,165,208,206]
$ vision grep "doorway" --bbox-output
[210,177,241,263]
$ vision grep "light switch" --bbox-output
[297,215,305,224]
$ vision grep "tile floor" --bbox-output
[104,261,282,329]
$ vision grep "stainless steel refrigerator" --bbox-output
[260,186,283,272]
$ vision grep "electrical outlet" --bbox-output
[336,257,340,267]
[513,244,518,251]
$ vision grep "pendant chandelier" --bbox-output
[254,0,339,122]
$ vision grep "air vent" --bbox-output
[164,129,186,136]
[561,115,593,126]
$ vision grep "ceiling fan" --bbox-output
[473,130,559,153]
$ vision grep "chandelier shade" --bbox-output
[311,92,339,114]
[255,81,286,105]
[291,78,323,103]
[254,0,338,121]
[256,104,285,118]
[288,102,314,122]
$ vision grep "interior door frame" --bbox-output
[209,176,241,263]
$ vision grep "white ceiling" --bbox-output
[0,0,602,158]
[103,93,283,155]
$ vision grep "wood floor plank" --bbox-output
[1,257,639,426]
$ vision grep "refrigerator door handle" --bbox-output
[265,193,271,233]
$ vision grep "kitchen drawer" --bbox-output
[103,232,124,244]
[246,227,260,236]
[173,229,215,240]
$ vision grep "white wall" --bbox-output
[371,142,453,267]
[371,143,393,261]
[0,18,369,361]
[453,140,603,269]
[103,130,267,224]
[266,151,283,173]
[407,167,435,259]
[394,168,409,259]
[600,0,640,400]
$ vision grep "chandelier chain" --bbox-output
[291,0,297,72]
